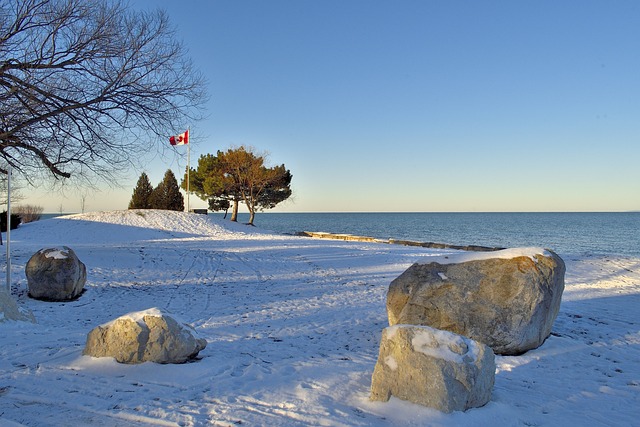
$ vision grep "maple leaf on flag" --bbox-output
[169,130,189,145]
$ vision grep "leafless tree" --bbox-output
[0,172,25,206]
[80,193,87,213]
[0,0,206,186]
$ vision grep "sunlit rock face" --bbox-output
[370,325,495,413]
[386,248,566,355]
[26,246,86,301]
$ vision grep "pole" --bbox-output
[5,166,11,293]
[187,126,190,212]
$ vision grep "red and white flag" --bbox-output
[169,130,189,146]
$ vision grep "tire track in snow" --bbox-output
[163,248,224,318]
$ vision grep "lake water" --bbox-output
[39,212,638,257]
[235,212,639,257]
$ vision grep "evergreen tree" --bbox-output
[0,211,21,232]
[128,172,154,209]
[151,170,184,211]
[186,147,292,224]
[183,153,238,220]
[256,164,293,211]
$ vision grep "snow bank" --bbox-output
[13,209,283,246]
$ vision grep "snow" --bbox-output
[383,355,398,371]
[406,326,478,364]
[121,307,166,325]
[1,210,639,426]
[41,248,69,260]
[418,247,551,265]
[99,307,185,330]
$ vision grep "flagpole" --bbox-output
[187,126,190,212]
[6,166,11,293]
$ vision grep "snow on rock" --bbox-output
[0,290,36,323]
[370,325,495,413]
[410,326,480,364]
[42,247,69,259]
[83,307,207,364]
[418,246,551,265]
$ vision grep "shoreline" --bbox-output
[297,231,505,252]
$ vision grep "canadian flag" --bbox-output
[169,130,189,145]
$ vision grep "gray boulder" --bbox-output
[83,308,207,364]
[0,290,36,323]
[387,248,565,355]
[370,324,495,413]
[26,246,86,301]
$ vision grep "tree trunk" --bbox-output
[242,191,256,225]
[230,200,239,222]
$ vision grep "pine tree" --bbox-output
[187,147,292,224]
[128,172,154,209]
[150,170,184,211]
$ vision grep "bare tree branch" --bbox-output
[0,0,207,185]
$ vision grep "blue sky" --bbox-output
[29,1,640,212]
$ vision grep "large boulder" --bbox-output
[370,325,495,413]
[83,308,207,364]
[26,247,86,301]
[387,247,565,355]
[0,291,36,323]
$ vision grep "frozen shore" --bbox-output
[1,210,638,426]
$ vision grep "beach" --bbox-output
[1,210,638,426]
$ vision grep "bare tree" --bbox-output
[80,193,87,213]
[0,0,206,185]
[0,171,25,207]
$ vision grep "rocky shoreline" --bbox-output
[297,231,504,252]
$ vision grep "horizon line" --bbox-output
[41,209,640,215]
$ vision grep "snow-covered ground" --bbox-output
[1,210,638,426]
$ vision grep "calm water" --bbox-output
[38,212,638,257]
[234,212,639,257]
